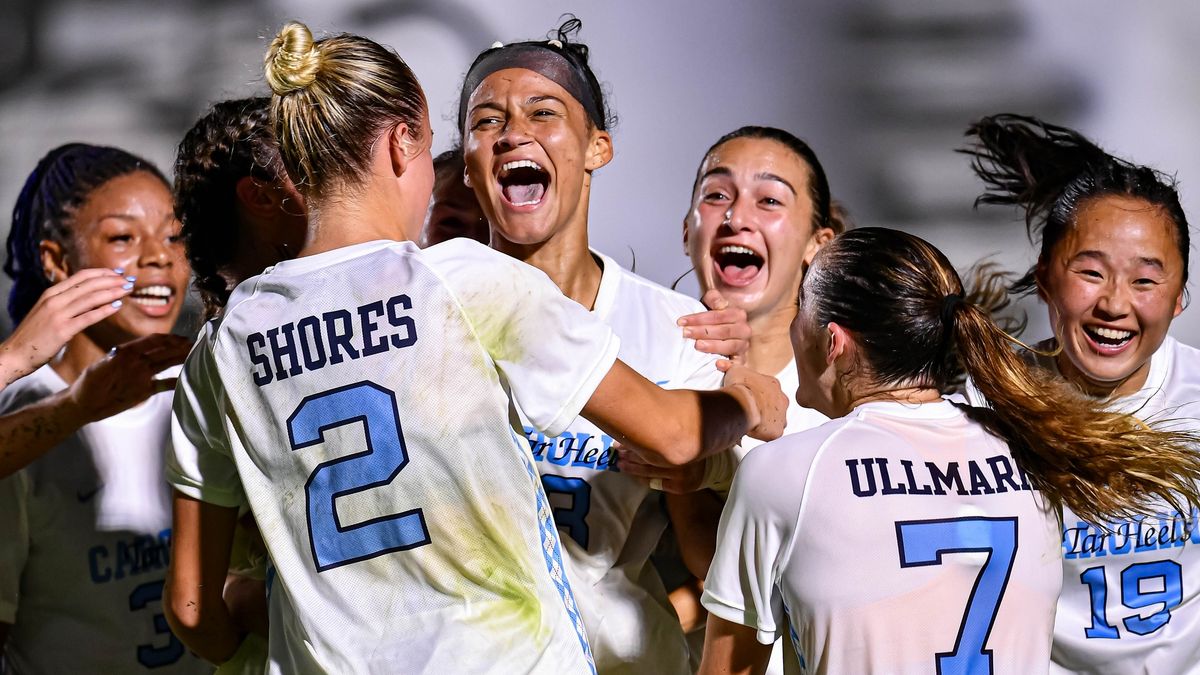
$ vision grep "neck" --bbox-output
[50,332,108,385]
[493,217,601,310]
[744,302,798,376]
[1055,351,1151,400]
[300,189,408,257]
[847,385,943,412]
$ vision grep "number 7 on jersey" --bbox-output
[896,516,1019,675]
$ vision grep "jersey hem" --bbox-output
[700,589,779,645]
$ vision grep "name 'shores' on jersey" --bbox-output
[245,294,417,387]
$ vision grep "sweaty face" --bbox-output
[420,165,488,247]
[1039,195,1185,397]
[684,137,822,320]
[60,171,190,343]
[462,68,608,247]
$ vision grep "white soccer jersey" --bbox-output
[0,365,211,675]
[167,238,618,675]
[520,251,721,674]
[703,400,1063,675]
[971,336,1200,675]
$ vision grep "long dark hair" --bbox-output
[174,97,285,316]
[806,227,1200,523]
[962,113,1189,294]
[5,143,166,325]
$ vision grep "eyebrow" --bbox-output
[1074,249,1166,270]
[698,167,797,195]
[468,95,568,119]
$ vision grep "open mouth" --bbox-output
[129,284,175,313]
[1082,325,1135,353]
[712,244,765,287]
[497,160,549,208]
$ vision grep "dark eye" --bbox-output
[168,234,184,244]
[761,197,782,207]
[471,116,502,130]
[1079,269,1102,279]
[532,108,556,117]
[1134,277,1157,286]
[109,234,133,244]
[703,191,729,203]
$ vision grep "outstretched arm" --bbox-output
[0,334,190,478]
[582,360,785,467]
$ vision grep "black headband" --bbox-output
[458,43,603,132]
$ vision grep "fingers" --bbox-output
[112,334,193,370]
[716,359,734,373]
[694,338,750,358]
[42,268,124,299]
[700,289,729,312]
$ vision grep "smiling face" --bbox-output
[462,68,611,248]
[1039,194,1185,396]
[684,137,828,320]
[46,171,189,344]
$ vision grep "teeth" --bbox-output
[500,159,544,175]
[511,199,541,207]
[132,285,173,298]
[719,245,759,257]
[1090,326,1133,341]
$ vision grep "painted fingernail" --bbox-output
[111,300,122,308]
[113,267,124,274]
[122,282,134,290]
[124,276,136,282]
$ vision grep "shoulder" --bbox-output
[733,415,862,512]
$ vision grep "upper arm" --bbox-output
[698,613,773,675]
[165,333,244,509]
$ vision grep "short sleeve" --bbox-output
[433,241,620,437]
[0,471,31,623]
[165,326,246,509]
[701,444,801,645]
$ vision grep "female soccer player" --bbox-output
[458,21,750,674]
[699,227,1200,675]
[0,143,200,673]
[164,22,785,675]
[172,95,307,673]
[963,114,1200,675]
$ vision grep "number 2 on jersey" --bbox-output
[895,516,1018,675]
[288,381,432,572]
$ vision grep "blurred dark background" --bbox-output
[1,0,1196,342]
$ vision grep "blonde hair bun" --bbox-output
[265,21,321,95]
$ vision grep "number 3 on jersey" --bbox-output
[541,475,592,549]
[896,516,1018,675]
[288,381,432,572]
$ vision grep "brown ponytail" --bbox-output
[953,303,1200,522]
[807,227,1200,523]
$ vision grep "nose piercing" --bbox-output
[722,208,733,225]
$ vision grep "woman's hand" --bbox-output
[0,268,132,386]
[679,290,750,360]
[67,333,193,425]
[719,361,788,442]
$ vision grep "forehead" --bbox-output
[77,171,170,214]
[468,67,577,108]
[702,137,811,185]
[1062,195,1183,262]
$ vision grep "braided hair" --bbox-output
[5,144,166,325]
[173,97,286,316]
